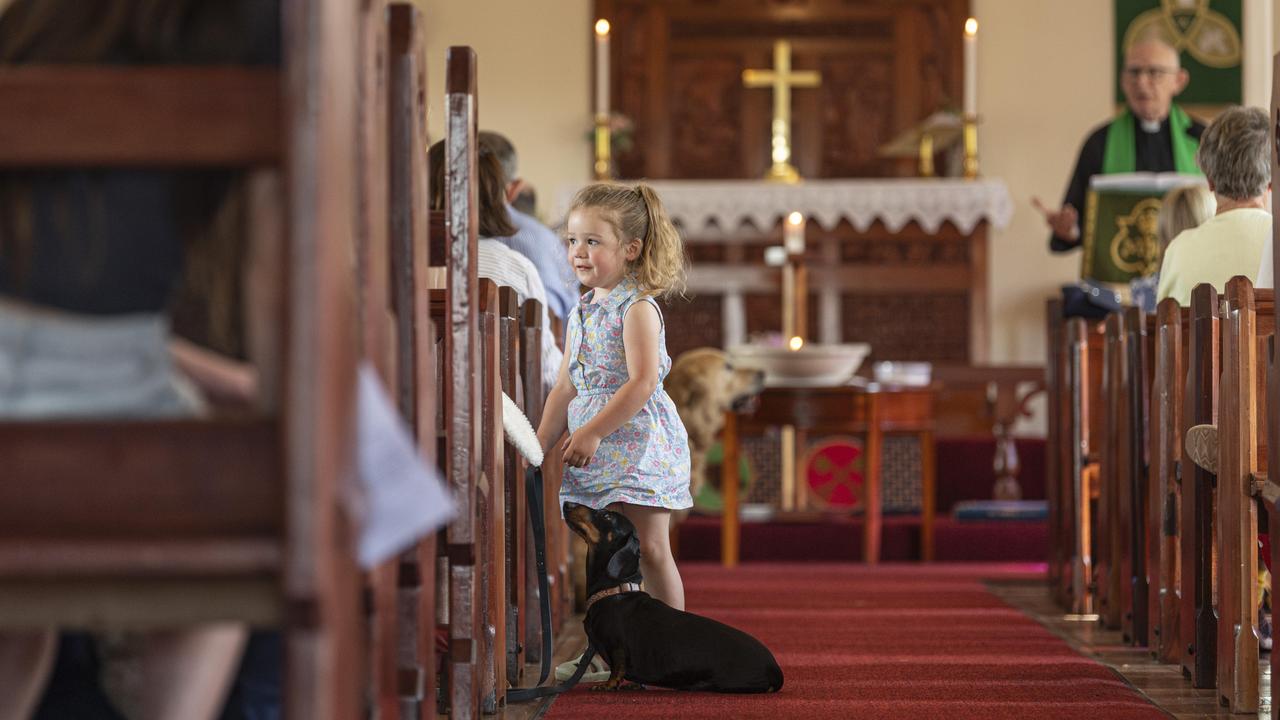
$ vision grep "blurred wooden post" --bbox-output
[721,410,740,567]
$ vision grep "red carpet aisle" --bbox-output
[544,563,1167,720]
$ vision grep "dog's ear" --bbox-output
[605,533,641,580]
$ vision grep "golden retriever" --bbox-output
[664,348,766,504]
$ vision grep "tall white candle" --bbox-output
[963,18,978,117]
[784,211,805,255]
[595,19,611,117]
[1242,0,1272,109]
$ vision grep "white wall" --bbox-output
[419,0,592,224]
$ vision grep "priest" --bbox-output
[1036,35,1204,251]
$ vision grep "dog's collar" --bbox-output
[586,582,643,610]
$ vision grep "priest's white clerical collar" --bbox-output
[1139,118,1162,133]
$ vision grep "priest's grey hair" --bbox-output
[1196,106,1271,201]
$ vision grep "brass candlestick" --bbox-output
[918,131,935,178]
[962,114,979,179]
[593,113,611,180]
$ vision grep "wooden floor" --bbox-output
[992,580,1271,719]
[474,613,587,720]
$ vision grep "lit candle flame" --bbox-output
[964,17,977,36]
[789,336,804,351]
[595,19,611,36]
[787,211,803,226]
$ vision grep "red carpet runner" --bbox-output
[545,563,1166,719]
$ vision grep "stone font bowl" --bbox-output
[728,343,871,387]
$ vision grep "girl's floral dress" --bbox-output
[560,276,692,511]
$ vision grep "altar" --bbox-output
[569,0,1016,524]
[597,178,1013,366]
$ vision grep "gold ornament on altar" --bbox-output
[742,40,822,184]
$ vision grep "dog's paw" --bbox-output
[591,681,623,692]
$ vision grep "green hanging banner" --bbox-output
[1114,0,1243,105]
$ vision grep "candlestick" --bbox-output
[963,18,978,118]
[593,114,611,180]
[595,19,610,117]
[1243,0,1272,108]
[963,114,979,179]
[918,131,935,177]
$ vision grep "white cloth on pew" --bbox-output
[478,238,564,387]
[501,390,543,467]
[0,300,202,418]
[352,362,455,568]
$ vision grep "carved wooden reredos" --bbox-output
[597,0,970,180]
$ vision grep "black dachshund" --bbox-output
[563,502,783,693]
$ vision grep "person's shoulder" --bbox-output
[1081,118,1113,151]
[1184,108,1207,138]
[509,206,559,236]
[622,294,661,325]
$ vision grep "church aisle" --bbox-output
[542,563,1168,719]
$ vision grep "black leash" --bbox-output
[506,466,598,703]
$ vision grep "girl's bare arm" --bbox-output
[536,341,576,455]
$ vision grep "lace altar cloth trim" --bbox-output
[557,179,1012,235]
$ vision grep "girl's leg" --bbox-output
[0,630,56,720]
[616,504,685,611]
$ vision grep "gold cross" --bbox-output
[742,40,821,183]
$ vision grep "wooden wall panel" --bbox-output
[599,0,969,180]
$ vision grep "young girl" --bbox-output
[536,183,691,680]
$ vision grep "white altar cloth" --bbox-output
[558,178,1012,236]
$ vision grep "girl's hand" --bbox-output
[562,431,602,468]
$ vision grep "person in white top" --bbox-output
[1156,106,1272,305]
[1256,229,1275,290]
[429,141,563,389]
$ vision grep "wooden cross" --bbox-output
[742,40,821,183]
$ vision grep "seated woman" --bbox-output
[0,0,275,717]
[1129,183,1213,313]
[427,140,564,389]
[1156,105,1272,305]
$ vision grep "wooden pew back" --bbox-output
[0,3,366,716]
[1184,284,1219,688]
[1149,299,1187,665]
[1214,279,1273,711]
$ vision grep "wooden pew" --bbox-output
[1046,299,1066,606]
[1124,307,1154,647]
[1183,283,1219,688]
[1214,278,1273,712]
[1097,313,1126,631]
[0,2,364,717]
[439,46,485,719]
[1097,308,1155,646]
[499,287,528,684]
[1148,299,1186,665]
[519,299,550,662]
[354,3,403,716]
[477,278,507,712]
[1056,316,1105,615]
[386,4,437,715]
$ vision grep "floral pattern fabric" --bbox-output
[560,277,692,512]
